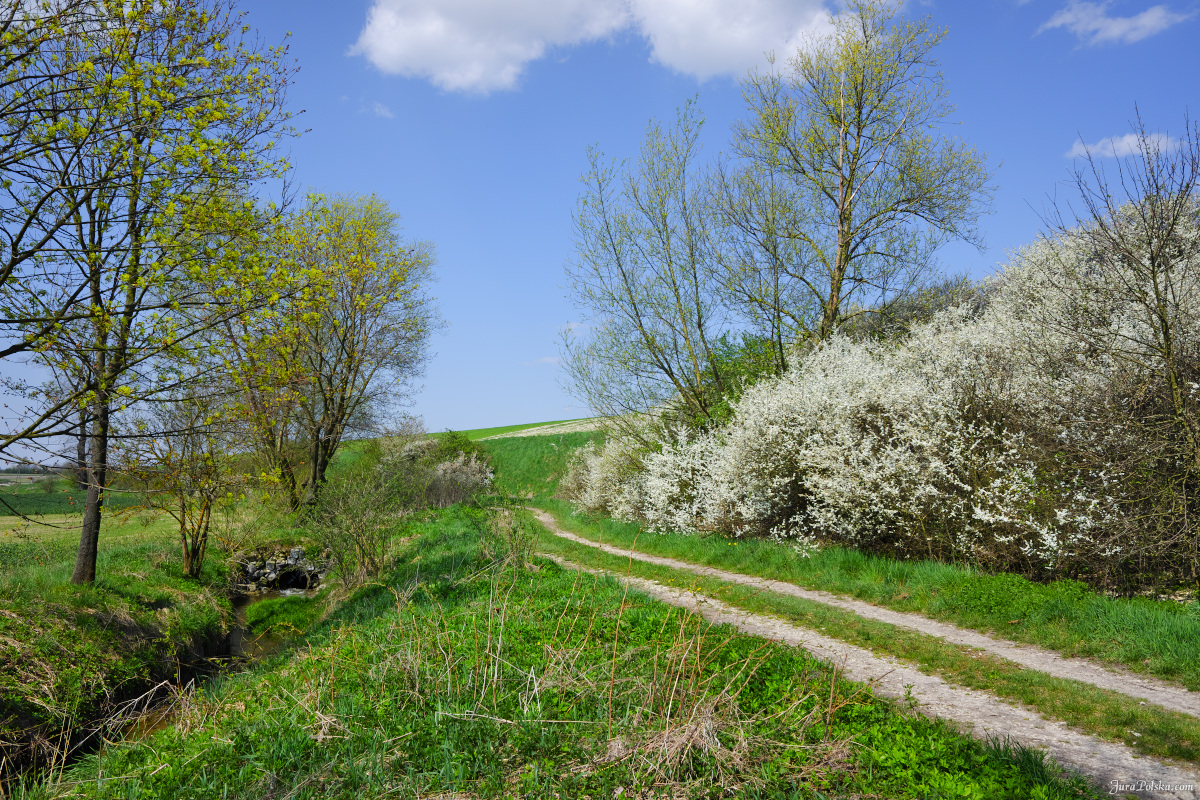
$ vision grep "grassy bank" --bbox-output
[45,507,1099,799]
[482,430,601,499]
[531,499,1200,691]
[0,512,234,782]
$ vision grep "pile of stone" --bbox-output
[234,546,330,595]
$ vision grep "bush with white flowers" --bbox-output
[565,211,1200,582]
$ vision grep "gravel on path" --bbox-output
[526,508,1200,719]
[529,510,1200,799]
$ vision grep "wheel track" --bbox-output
[529,509,1200,798]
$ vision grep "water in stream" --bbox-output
[115,587,319,746]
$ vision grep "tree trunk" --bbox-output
[261,426,300,510]
[71,398,109,584]
[182,501,212,578]
[303,425,328,507]
[278,456,300,511]
[75,407,89,490]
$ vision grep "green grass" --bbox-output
[481,431,602,499]
[0,512,234,781]
[243,594,325,636]
[456,418,588,440]
[45,507,1100,800]
[531,513,1200,769]
[531,499,1200,691]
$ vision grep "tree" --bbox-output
[120,390,242,578]
[0,0,294,583]
[0,1,113,312]
[1027,112,1200,580]
[563,103,730,431]
[563,3,992,430]
[726,0,992,342]
[710,155,811,374]
[226,194,439,510]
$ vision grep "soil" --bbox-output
[529,509,1200,799]
[480,419,605,439]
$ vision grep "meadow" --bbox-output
[40,507,1098,800]
[1,481,141,519]
[6,423,1189,797]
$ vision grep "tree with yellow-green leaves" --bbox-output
[223,193,440,511]
[724,0,993,347]
[0,0,112,312]
[0,0,295,583]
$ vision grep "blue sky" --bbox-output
[242,0,1199,432]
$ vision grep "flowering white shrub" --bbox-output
[562,434,650,521]
[377,434,494,509]
[565,208,1200,578]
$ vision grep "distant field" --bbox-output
[0,481,141,517]
[480,430,603,499]
[457,418,589,440]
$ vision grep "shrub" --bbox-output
[566,206,1200,589]
[562,434,651,521]
[427,452,494,507]
[312,430,494,585]
[430,429,485,462]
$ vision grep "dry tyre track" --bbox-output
[528,508,1200,799]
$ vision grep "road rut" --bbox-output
[530,510,1200,798]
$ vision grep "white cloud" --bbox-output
[1065,131,1179,158]
[349,0,831,93]
[629,0,831,80]
[349,0,628,92]
[372,101,395,118]
[522,356,561,366]
[1038,1,1193,45]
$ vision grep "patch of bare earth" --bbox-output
[530,510,1200,799]
[480,419,605,439]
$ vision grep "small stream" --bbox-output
[229,588,317,659]
[114,587,319,746]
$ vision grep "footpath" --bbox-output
[528,507,1200,800]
